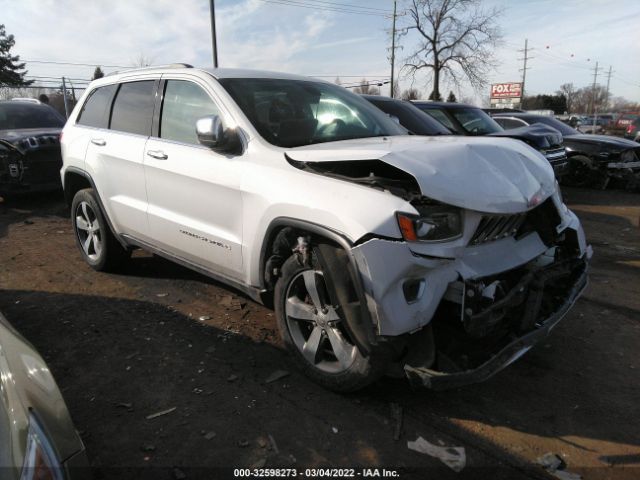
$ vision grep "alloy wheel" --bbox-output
[285,269,357,374]
[75,201,103,261]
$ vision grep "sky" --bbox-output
[1,0,639,105]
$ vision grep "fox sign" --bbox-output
[490,82,523,99]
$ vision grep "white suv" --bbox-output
[61,65,590,391]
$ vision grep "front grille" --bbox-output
[543,147,568,167]
[470,213,527,245]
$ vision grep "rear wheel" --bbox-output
[562,155,599,188]
[71,188,129,271]
[275,251,380,392]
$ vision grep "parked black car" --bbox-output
[492,112,640,189]
[362,95,452,136]
[0,99,65,197]
[412,101,568,177]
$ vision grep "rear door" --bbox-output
[83,79,158,240]
[143,77,243,278]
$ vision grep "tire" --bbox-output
[562,155,598,188]
[71,188,129,272]
[274,249,380,392]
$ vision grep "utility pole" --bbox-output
[590,61,600,129]
[604,65,614,112]
[209,0,219,68]
[61,76,69,118]
[518,39,533,109]
[389,0,397,98]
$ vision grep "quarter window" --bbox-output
[160,80,220,145]
[76,84,118,128]
[110,81,156,136]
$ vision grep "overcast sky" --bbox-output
[2,0,639,104]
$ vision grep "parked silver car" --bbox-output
[0,312,89,480]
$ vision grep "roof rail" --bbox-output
[11,97,41,104]
[104,63,193,77]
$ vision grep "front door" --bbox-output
[143,78,243,278]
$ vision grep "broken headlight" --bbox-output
[397,205,463,242]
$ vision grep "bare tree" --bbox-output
[556,83,576,114]
[132,54,154,68]
[610,96,640,113]
[402,0,502,100]
[401,88,421,100]
[571,85,608,114]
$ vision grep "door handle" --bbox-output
[91,138,106,146]
[146,150,168,160]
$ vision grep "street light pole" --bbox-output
[209,0,219,68]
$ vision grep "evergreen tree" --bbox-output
[92,66,105,80]
[428,90,442,101]
[446,91,457,102]
[0,24,32,86]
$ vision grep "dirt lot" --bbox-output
[1,187,639,480]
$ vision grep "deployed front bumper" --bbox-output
[404,258,588,389]
[351,205,590,388]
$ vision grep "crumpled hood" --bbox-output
[565,133,640,150]
[488,123,563,149]
[287,135,556,213]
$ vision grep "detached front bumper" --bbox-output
[404,258,588,389]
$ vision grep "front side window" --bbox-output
[110,81,156,136]
[160,80,220,145]
[76,84,118,129]
[218,78,405,148]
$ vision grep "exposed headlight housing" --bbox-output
[20,413,64,480]
[397,204,463,242]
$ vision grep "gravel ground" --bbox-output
[0,187,638,480]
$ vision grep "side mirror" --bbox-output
[196,115,241,153]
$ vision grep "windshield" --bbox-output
[525,116,579,136]
[448,108,503,135]
[366,98,452,136]
[0,103,65,130]
[218,78,406,148]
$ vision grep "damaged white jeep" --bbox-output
[61,66,591,391]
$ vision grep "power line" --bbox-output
[259,0,390,16]
[21,59,130,68]
[301,0,391,12]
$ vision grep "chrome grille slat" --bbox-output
[471,212,527,245]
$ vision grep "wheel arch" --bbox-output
[259,217,379,354]
[63,167,128,249]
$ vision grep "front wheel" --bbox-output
[274,250,380,392]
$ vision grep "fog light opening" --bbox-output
[403,279,426,304]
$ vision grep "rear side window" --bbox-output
[110,81,156,136]
[496,118,527,130]
[160,80,220,145]
[77,84,118,128]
